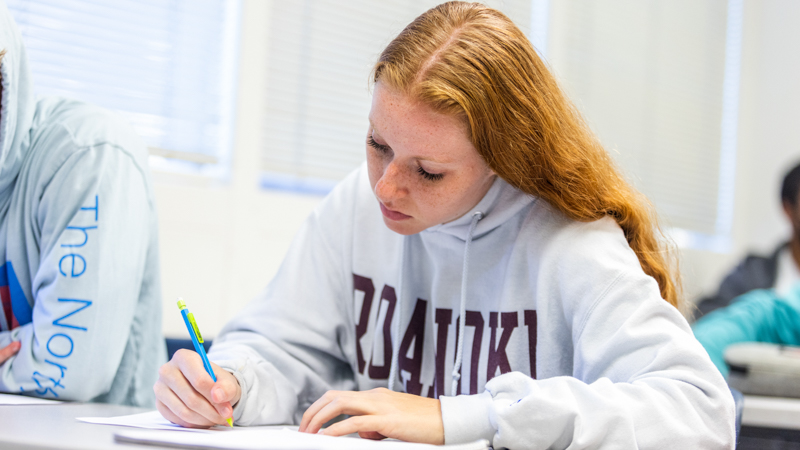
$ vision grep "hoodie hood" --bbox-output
[0,2,34,199]
[424,175,536,241]
[388,175,536,393]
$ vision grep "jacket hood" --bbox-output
[424,175,536,241]
[0,3,34,198]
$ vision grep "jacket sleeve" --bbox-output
[692,288,800,377]
[0,145,152,401]
[441,257,735,448]
[208,189,357,426]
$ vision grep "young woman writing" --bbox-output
[154,2,734,448]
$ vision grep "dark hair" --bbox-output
[781,162,800,206]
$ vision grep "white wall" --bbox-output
[679,0,800,303]
[155,1,322,338]
[154,0,800,338]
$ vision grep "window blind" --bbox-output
[546,0,742,248]
[6,0,240,170]
[260,0,533,190]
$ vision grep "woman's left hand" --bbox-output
[298,388,444,444]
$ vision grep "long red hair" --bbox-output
[373,1,683,309]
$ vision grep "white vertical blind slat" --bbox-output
[6,0,239,164]
[547,0,735,238]
[261,0,533,183]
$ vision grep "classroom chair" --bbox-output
[164,338,213,361]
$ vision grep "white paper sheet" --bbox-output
[0,393,61,405]
[76,410,224,432]
[114,428,490,450]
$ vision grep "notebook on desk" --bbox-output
[114,428,490,450]
[0,393,61,405]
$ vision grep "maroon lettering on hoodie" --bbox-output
[397,299,427,395]
[367,285,397,379]
[453,311,484,395]
[487,311,518,381]
[352,274,538,394]
[434,307,452,399]
[352,274,375,374]
[524,310,538,379]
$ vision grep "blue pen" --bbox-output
[177,298,233,427]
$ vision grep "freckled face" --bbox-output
[367,82,496,235]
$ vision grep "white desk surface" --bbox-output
[0,401,176,450]
[4,394,799,448]
[743,395,800,430]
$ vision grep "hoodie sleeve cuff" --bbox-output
[215,359,251,424]
[440,392,496,445]
[226,368,248,423]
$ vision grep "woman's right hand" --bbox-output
[154,349,241,428]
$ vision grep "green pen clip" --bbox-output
[188,313,203,343]
[177,299,203,343]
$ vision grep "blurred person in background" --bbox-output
[693,161,800,378]
[694,286,800,378]
[695,161,800,320]
[0,1,164,406]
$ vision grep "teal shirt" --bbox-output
[692,286,800,378]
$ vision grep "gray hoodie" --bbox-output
[210,165,735,449]
[0,2,164,406]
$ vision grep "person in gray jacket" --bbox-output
[0,2,164,406]
[155,3,734,448]
[695,161,800,320]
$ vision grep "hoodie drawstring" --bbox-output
[387,211,484,395]
[451,211,484,396]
